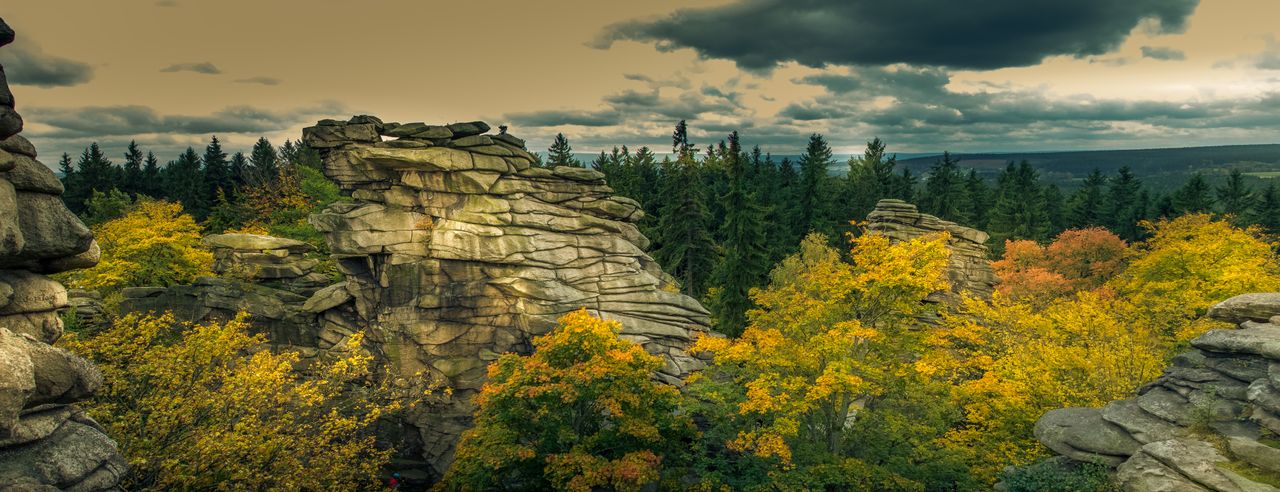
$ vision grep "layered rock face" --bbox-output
[1034,293,1280,491]
[0,17,126,491]
[866,199,997,300]
[301,116,711,478]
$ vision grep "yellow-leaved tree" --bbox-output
[922,213,1280,484]
[60,312,402,491]
[61,199,212,293]
[440,309,694,492]
[685,231,950,491]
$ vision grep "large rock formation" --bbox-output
[1033,293,1280,491]
[0,17,126,491]
[866,199,998,301]
[301,116,711,478]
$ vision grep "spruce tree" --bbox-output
[711,131,769,336]
[776,157,803,252]
[1216,169,1254,222]
[988,161,1048,245]
[845,137,897,222]
[797,134,834,235]
[167,147,207,219]
[68,143,115,214]
[1174,173,1214,214]
[141,151,162,199]
[248,137,279,185]
[653,123,715,298]
[1251,183,1280,234]
[57,153,80,211]
[229,152,249,190]
[202,136,233,208]
[1104,167,1145,240]
[1067,169,1107,228]
[546,133,580,167]
[1043,184,1066,236]
[121,141,144,197]
[961,169,991,229]
[922,152,965,221]
[893,168,917,203]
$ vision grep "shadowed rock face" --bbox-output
[302,116,712,478]
[0,17,126,491]
[1032,294,1280,491]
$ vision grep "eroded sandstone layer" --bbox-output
[0,17,126,491]
[866,199,998,301]
[301,116,711,477]
[1033,293,1280,491]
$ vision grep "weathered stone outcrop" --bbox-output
[866,199,998,301]
[203,233,331,295]
[0,17,126,491]
[1033,293,1280,491]
[301,116,711,478]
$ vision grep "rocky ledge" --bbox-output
[0,16,125,491]
[301,116,711,478]
[1033,293,1280,491]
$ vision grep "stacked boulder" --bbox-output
[301,116,711,478]
[1034,293,1280,491]
[0,17,126,490]
[866,199,998,300]
[203,233,330,295]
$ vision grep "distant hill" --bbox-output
[895,144,1280,191]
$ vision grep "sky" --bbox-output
[3,0,1280,162]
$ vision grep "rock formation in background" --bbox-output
[866,199,998,302]
[301,116,711,478]
[1033,293,1280,491]
[0,17,126,491]
[118,233,328,350]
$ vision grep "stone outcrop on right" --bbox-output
[866,199,998,301]
[1034,292,1280,491]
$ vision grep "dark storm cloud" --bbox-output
[506,109,624,127]
[1140,46,1187,61]
[159,62,221,74]
[595,0,1199,70]
[0,40,94,87]
[234,76,282,85]
[25,103,346,138]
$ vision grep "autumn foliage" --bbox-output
[992,227,1127,302]
[61,313,399,491]
[685,231,949,490]
[440,309,694,492]
[61,200,213,293]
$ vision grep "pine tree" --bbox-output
[988,161,1048,245]
[167,147,207,219]
[1104,167,1145,240]
[653,122,716,297]
[1174,173,1214,214]
[141,151,162,199]
[776,157,803,253]
[798,134,834,235]
[1216,169,1254,222]
[1067,169,1107,228]
[57,153,80,211]
[1251,183,1280,234]
[922,152,965,221]
[710,131,769,336]
[894,168,917,203]
[546,133,580,167]
[121,141,144,197]
[248,137,279,186]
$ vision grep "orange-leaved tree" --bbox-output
[60,312,403,491]
[992,227,1127,303]
[440,309,694,492]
